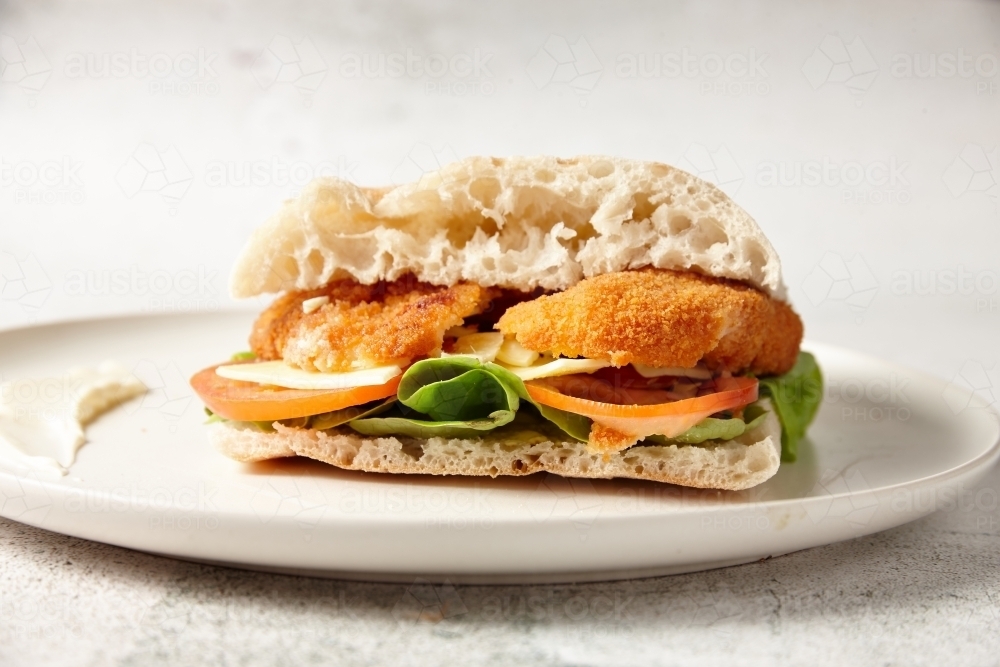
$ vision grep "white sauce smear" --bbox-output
[0,361,147,476]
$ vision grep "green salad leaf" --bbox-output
[534,403,592,442]
[347,356,599,441]
[350,357,531,439]
[757,351,823,462]
[204,407,283,432]
[644,405,768,445]
[307,399,395,430]
[396,357,523,421]
[350,408,516,439]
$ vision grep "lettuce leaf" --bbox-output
[757,351,823,462]
[644,404,768,445]
[349,408,516,439]
[307,399,395,430]
[348,356,601,441]
[534,403,592,442]
[395,357,523,420]
[350,357,530,438]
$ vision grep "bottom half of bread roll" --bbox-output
[210,399,781,492]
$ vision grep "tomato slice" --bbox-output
[525,375,758,451]
[190,362,401,422]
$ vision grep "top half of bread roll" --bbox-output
[228,155,786,302]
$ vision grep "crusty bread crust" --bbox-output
[229,156,786,300]
[209,400,782,491]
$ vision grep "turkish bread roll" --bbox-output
[222,156,793,490]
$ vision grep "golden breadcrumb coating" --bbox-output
[743,297,803,375]
[589,423,640,453]
[496,269,802,375]
[250,277,498,372]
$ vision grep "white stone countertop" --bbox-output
[1,0,999,664]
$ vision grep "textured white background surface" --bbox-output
[1,0,999,665]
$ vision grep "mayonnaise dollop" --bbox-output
[0,362,147,476]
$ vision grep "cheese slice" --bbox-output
[216,361,401,390]
[495,338,540,367]
[450,332,504,362]
[499,358,610,382]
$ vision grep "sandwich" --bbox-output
[190,156,822,491]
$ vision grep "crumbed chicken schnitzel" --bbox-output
[252,269,801,377]
[496,269,802,375]
[250,277,498,372]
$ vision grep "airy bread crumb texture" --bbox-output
[229,156,786,300]
[209,401,782,491]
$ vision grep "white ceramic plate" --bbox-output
[0,313,997,583]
